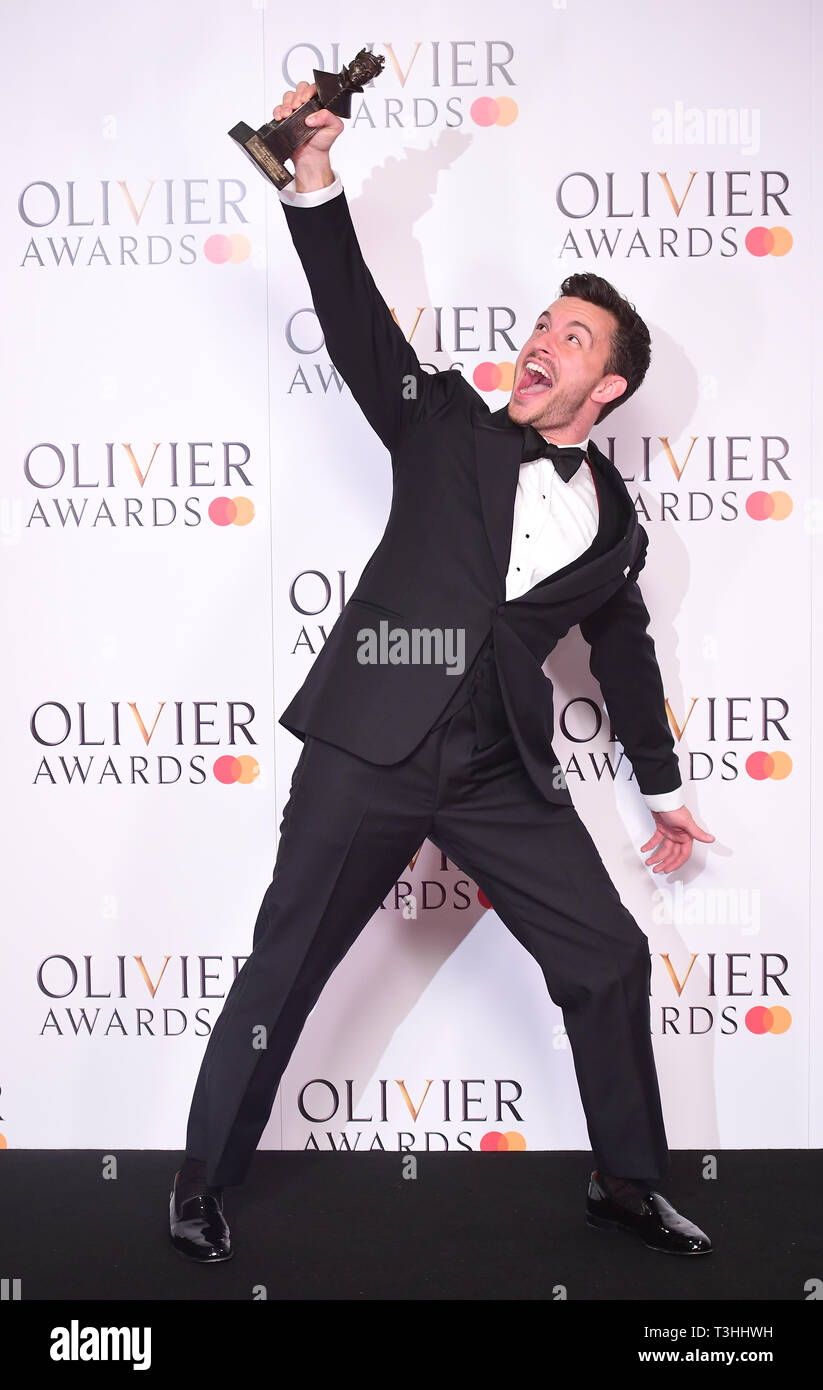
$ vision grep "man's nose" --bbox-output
[529,339,556,366]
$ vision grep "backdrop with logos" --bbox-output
[2,0,820,1163]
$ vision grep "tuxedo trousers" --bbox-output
[184,656,670,1188]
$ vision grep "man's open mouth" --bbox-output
[515,359,554,397]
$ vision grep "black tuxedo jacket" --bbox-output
[277,187,681,808]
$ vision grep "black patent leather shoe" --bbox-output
[169,1172,233,1262]
[585,1171,713,1255]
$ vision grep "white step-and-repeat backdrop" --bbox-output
[2,0,820,1159]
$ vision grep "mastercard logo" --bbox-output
[746,750,792,780]
[470,97,518,127]
[745,1005,791,1034]
[745,491,792,521]
[208,496,255,526]
[480,1130,526,1151]
[204,233,251,264]
[745,226,793,257]
[473,362,516,392]
[213,755,259,784]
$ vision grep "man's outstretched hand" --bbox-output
[273,80,344,193]
[640,806,715,875]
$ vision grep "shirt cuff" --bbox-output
[644,786,686,813]
[277,169,343,207]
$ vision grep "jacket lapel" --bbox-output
[474,405,522,587]
[473,405,642,606]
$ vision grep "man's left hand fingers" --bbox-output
[645,842,670,866]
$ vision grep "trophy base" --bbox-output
[228,122,293,190]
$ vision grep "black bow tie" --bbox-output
[521,425,587,482]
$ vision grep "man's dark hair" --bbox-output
[559,272,651,424]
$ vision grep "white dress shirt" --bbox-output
[505,444,598,601]
[278,171,683,812]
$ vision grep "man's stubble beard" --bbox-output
[507,382,594,436]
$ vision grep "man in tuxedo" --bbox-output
[169,80,715,1263]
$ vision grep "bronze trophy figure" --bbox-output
[228,48,385,189]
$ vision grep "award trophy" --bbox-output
[228,48,385,189]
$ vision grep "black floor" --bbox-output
[1,1148,820,1302]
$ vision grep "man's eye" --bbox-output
[568,334,580,344]
[535,323,547,331]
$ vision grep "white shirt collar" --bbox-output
[534,433,590,450]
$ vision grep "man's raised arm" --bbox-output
[272,80,455,454]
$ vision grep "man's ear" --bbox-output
[591,374,627,409]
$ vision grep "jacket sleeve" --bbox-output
[578,572,683,799]
[278,174,458,455]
